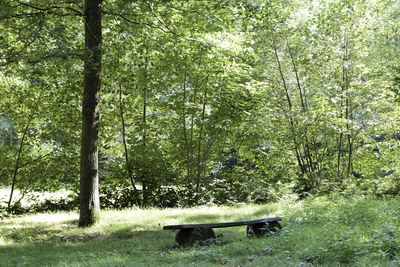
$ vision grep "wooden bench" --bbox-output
[163,217,282,246]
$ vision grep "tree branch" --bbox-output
[14,0,83,16]
[18,150,56,170]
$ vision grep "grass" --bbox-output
[2,193,400,266]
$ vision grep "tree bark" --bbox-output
[79,0,102,227]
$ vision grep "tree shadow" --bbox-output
[0,223,177,266]
[0,206,284,266]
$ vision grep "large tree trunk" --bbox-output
[79,0,102,227]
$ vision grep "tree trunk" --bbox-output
[344,37,353,179]
[271,34,306,174]
[286,37,314,172]
[119,84,138,193]
[337,34,350,179]
[141,51,149,205]
[7,90,42,209]
[79,0,102,227]
[182,69,192,186]
[195,82,208,193]
[7,112,34,209]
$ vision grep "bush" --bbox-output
[99,185,141,209]
[31,197,79,213]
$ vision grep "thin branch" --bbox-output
[0,50,83,67]
[103,9,154,28]
[14,0,83,16]
[18,150,55,169]
[104,5,207,45]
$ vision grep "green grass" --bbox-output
[2,193,400,266]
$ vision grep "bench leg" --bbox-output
[175,227,216,246]
[247,221,282,237]
[268,221,282,231]
[246,223,268,237]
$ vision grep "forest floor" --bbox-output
[1,192,400,266]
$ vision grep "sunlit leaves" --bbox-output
[0,0,399,203]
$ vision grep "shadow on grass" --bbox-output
[0,224,178,266]
[0,205,284,266]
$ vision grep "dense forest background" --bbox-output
[0,0,399,212]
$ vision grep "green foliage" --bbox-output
[0,191,79,215]
[0,0,400,207]
[99,185,141,209]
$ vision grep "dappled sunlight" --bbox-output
[0,236,12,246]
[90,204,284,232]
[5,212,78,225]
[0,188,73,208]
[149,204,283,228]
[2,195,400,265]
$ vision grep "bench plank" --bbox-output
[163,217,282,230]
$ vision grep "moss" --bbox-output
[78,210,100,227]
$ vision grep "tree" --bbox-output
[79,0,102,227]
[0,0,84,210]
[1,0,399,210]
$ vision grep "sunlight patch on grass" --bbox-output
[10,212,78,224]
[0,236,10,246]
[1,224,24,230]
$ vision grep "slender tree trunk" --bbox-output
[14,180,32,207]
[344,38,353,178]
[337,72,344,178]
[337,34,349,179]
[7,88,42,209]
[119,84,138,193]
[186,70,198,187]
[272,35,306,174]
[79,0,102,227]
[195,81,208,193]
[182,69,192,185]
[286,37,306,112]
[189,85,197,184]
[337,133,343,176]
[286,37,314,172]
[7,111,34,209]
[141,52,149,205]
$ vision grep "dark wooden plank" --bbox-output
[163,217,282,230]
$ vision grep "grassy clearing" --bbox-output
[1,193,400,266]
